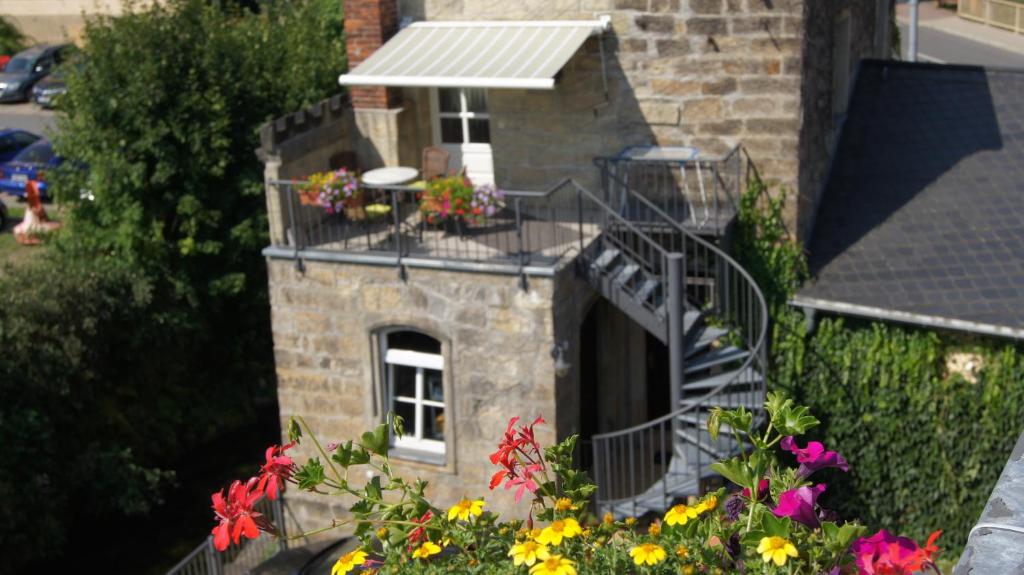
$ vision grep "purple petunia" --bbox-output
[772,484,826,528]
[781,436,849,478]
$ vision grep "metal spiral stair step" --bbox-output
[679,390,764,411]
[683,345,749,374]
[680,366,762,392]
[685,325,729,358]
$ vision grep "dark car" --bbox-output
[30,70,68,109]
[0,45,74,103]
[0,128,40,163]
[0,139,62,198]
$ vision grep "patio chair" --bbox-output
[421,146,450,181]
[328,151,358,172]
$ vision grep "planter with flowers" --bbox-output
[298,168,377,221]
[418,176,505,234]
[206,392,945,574]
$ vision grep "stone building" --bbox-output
[259,0,890,535]
[0,0,155,43]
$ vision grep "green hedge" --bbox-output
[735,180,1024,552]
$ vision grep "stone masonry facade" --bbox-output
[391,0,884,238]
[268,258,593,533]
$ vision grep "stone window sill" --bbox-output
[389,445,446,467]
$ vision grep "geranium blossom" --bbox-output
[772,484,827,527]
[489,416,548,502]
[508,541,550,566]
[210,478,265,551]
[781,436,850,477]
[256,442,296,501]
[629,543,667,566]
[850,529,942,574]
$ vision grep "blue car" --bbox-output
[0,128,41,163]
[0,139,62,198]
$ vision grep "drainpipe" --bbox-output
[907,0,919,62]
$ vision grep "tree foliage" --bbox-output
[0,15,27,55]
[0,0,345,569]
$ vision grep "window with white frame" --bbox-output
[381,330,446,456]
[436,88,491,145]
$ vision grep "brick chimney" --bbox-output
[344,0,402,109]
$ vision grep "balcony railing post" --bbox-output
[577,188,585,254]
[284,182,304,272]
[515,197,527,290]
[667,253,684,442]
[390,190,405,280]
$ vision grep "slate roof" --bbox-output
[795,61,1024,339]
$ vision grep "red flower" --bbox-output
[407,510,434,551]
[850,529,942,574]
[256,442,296,501]
[211,478,269,551]
[488,416,547,502]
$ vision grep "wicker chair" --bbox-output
[421,146,450,181]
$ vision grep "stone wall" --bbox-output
[0,0,154,43]
[268,258,574,534]
[393,0,882,236]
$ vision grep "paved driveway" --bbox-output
[0,102,57,136]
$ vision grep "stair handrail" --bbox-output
[590,160,769,515]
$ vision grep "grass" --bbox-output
[0,204,55,270]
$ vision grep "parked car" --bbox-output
[0,44,74,103]
[0,139,62,198]
[0,128,40,163]
[30,70,67,109]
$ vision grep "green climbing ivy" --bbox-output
[734,177,1024,554]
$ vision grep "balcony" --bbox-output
[264,178,602,278]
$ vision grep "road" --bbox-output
[899,23,1024,68]
[0,102,57,136]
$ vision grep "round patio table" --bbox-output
[361,166,419,187]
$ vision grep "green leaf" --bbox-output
[365,475,382,501]
[710,457,752,489]
[361,423,389,455]
[707,408,722,441]
[295,457,325,490]
[331,440,353,468]
[287,417,302,444]
[761,513,792,538]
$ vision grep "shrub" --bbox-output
[735,178,1024,552]
[0,15,27,56]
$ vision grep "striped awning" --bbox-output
[338,19,610,90]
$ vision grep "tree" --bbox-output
[0,0,346,569]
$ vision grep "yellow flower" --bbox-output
[756,536,798,567]
[529,555,577,575]
[675,544,689,559]
[554,497,574,512]
[375,527,389,539]
[664,504,701,526]
[625,517,637,527]
[332,550,368,575]
[681,567,695,575]
[447,498,485,521]
[648,521,662,537]
[535,519,583,546]
[581,528,592,539]
[629,543,667,566]
[703,495,718,511]
[602,512,614,525]
[411,541,442,560]
[508,540,551,566]
[529,527,543,540]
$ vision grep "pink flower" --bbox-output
[781,436,849,478]
[506,463,542,502]
[741,478,771,501]
[256,442,296,501]
[772,484,826,527]
[211,478,266,551]
[850,529,941,574]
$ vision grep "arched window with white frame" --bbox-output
[380,330,446,459]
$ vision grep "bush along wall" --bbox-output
[735,178,1024,553]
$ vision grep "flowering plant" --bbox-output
[418,176,504,224]
[298,168,363,214]
[206,395,943,574]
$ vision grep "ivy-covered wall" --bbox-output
[736,180,1024,553]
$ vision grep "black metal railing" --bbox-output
[595,145,742,235]
[268,179,585,277]
[166,496,287,575]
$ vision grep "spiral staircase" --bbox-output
[583,152,769,518]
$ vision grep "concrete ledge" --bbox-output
[955,431,1024,574]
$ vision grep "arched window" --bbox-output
[381,330,446,456]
